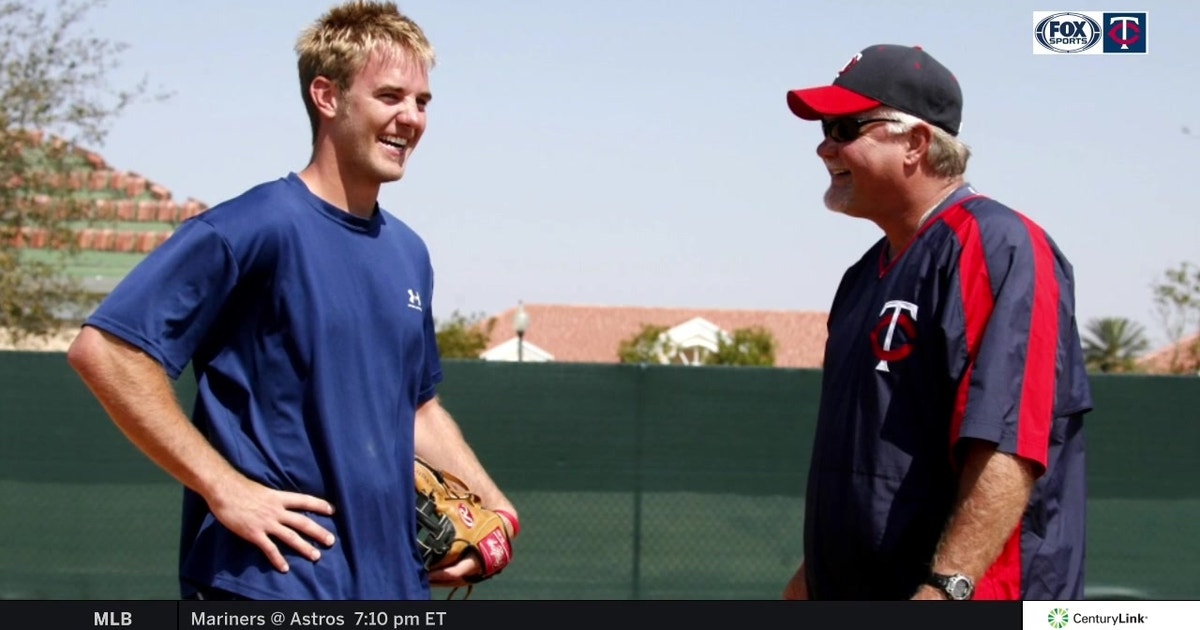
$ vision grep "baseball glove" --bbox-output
[414,457,513,586]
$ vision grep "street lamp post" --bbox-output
[513,301,530,363]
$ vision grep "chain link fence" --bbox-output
[1,354,1196,599]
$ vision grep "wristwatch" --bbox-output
[926,572,974,600]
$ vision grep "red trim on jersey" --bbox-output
[879,194,985,277]
[937,205,1061,599]
[1015,214,1059,469]
[974,524,1023,599]
[939,204,993,460]
[941,202,1027,598]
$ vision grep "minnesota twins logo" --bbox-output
[1107,16,1140,49]
[838,52,863,77]
[870,300,918,372]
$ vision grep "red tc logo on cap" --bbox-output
[837,52,863,78]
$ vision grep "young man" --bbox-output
[781,44,1091,600]
[67,1,517,600]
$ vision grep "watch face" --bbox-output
[948,577,972,599]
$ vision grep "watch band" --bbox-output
[926,572,974,600]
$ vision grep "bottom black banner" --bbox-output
[2,599,1024,630]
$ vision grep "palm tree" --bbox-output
[1082,317,1150,373]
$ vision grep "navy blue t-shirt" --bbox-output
[804,185,1091,600]
[84,173,443,599]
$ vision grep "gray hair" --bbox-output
[867,107,971,178]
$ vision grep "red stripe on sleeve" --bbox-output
[940,206,994,456]
[1015,214,1060,468]
[939,202,1035,599]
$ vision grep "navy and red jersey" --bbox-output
[803,184,1092,600]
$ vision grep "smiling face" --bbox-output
[329,46,431,186]
[816,116,908,219]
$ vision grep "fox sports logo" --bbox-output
[1035,12,1101,53]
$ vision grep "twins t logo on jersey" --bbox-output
[870,300,918,372]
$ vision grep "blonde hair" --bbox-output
[295,1,436,142]
[869,107,971,178]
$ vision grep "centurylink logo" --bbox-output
[1048,608,1070,628]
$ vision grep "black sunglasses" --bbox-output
[821,117,899,143]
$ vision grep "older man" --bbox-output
[782,44,1091,601]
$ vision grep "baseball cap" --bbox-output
[786,44,963,136]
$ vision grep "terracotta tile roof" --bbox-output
[9,132,208,247]
[481,304,829,368]
[1137,333,1200,375]
[8,133,209,292]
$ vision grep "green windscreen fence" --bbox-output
[1,354,1196,600]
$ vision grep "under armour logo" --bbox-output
[407,289,422,311]
[870,300,918,372]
